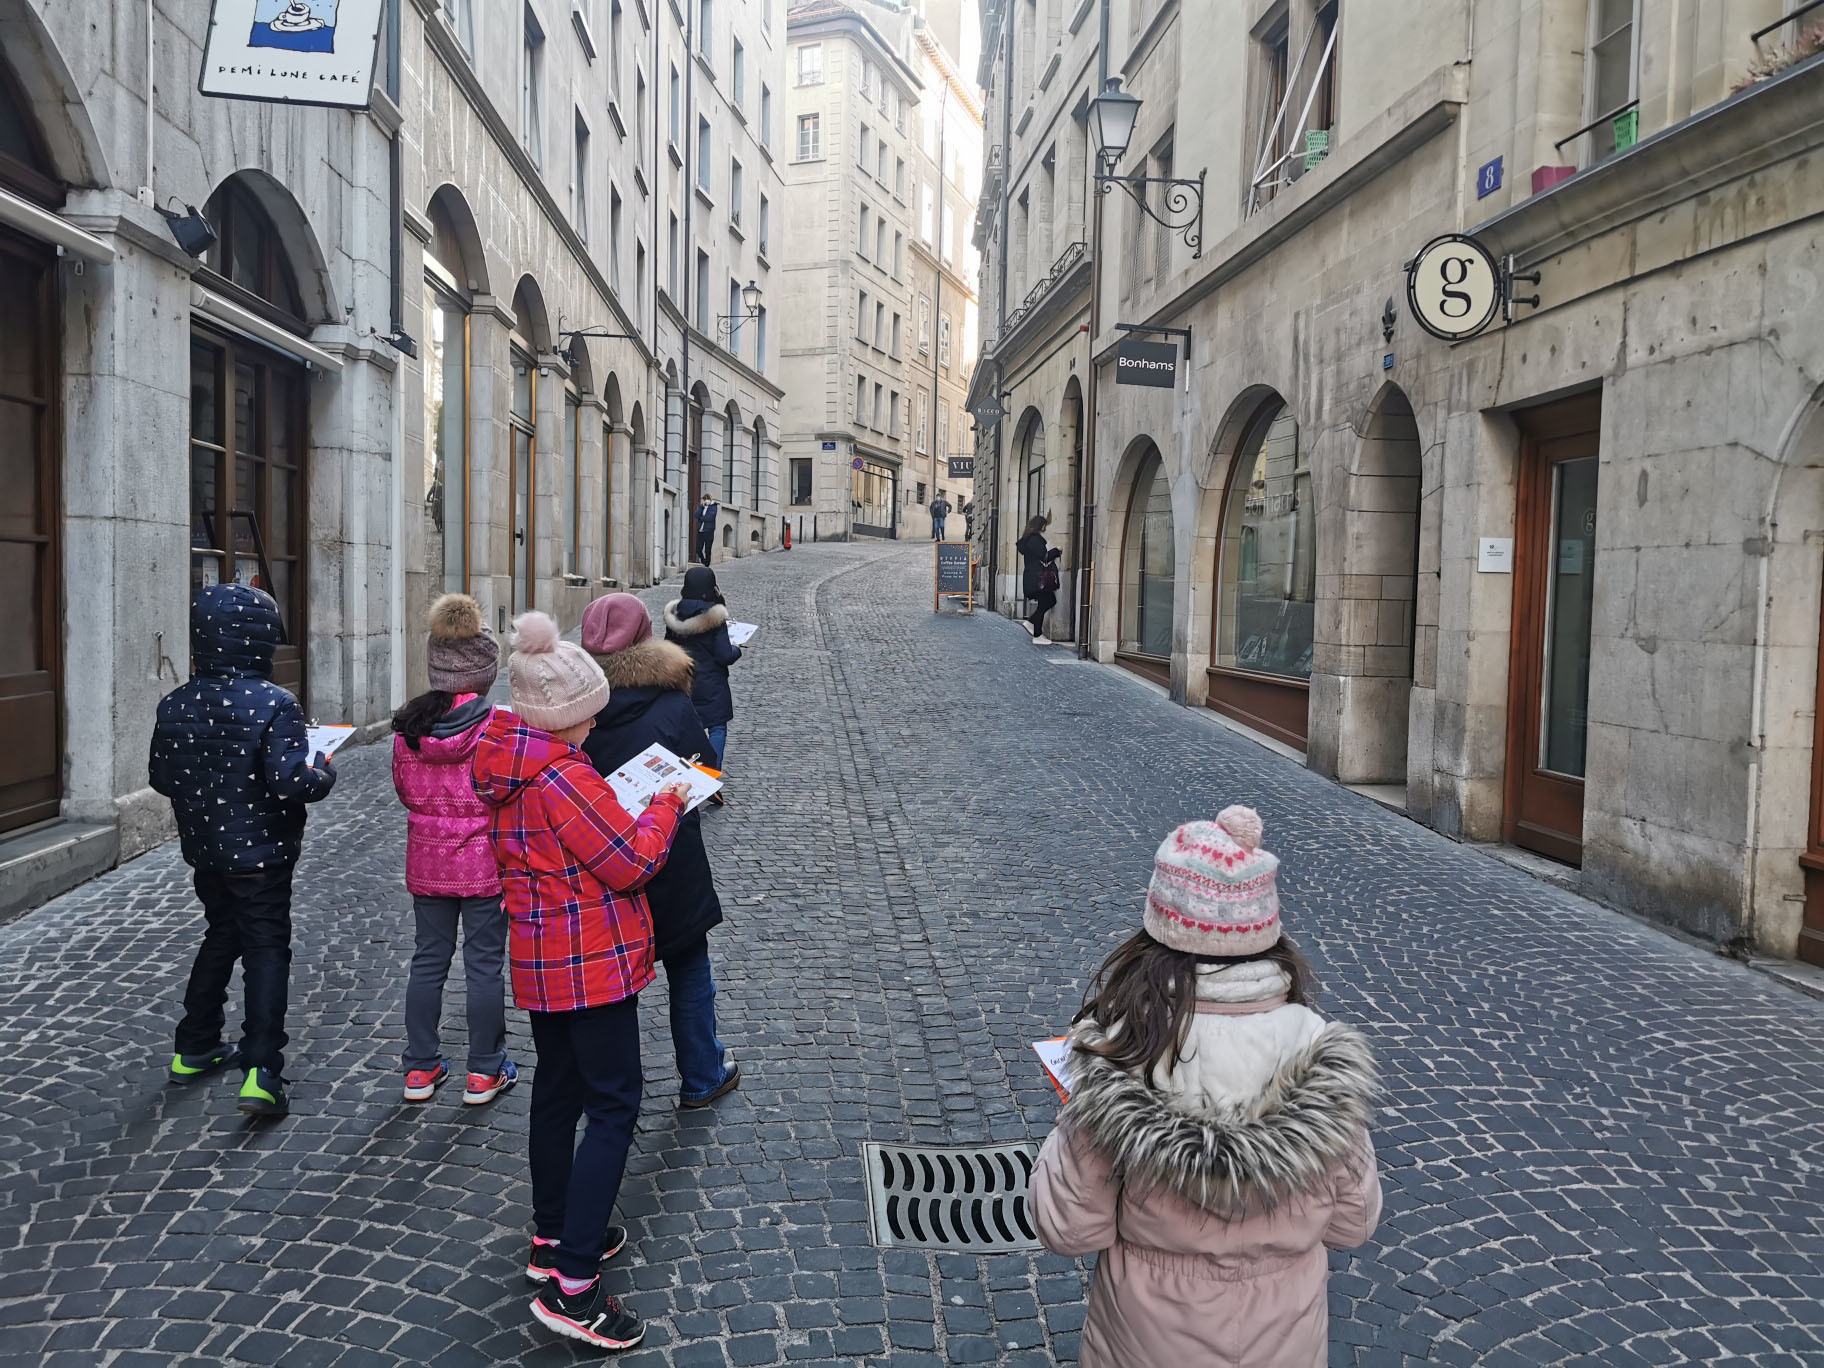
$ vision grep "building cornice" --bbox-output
[911,26,985,123]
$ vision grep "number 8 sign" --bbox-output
[1405,233,1502,342]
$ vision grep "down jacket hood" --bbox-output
[664,600,728,636]
[192,583,282,679]
[1066,973,1378,1219]
[405,696,492,763]
[594,639,695,694]
[471,713,577,807]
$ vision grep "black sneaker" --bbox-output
[524,1225,628,1284]
[236,1068,289,1118]
[168,1044,241,1085]
[530,1277,643,1350]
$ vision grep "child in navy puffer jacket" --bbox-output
[149,583,336,1118]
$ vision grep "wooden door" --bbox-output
[189,333,309,704]
[509,349,536,613]
[1504,393,1602,865]
[0,231,60,832]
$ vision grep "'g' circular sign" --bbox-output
[1406,234,1502,342]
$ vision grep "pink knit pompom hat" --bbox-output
[1142,805,1282,956]
[507,611,609,732]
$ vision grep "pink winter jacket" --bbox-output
[392,696,501,899]
[1031,961,1382,1368]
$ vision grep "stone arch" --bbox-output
[751,416,767,515]
[604,373,625,426]
[1097,434,1174,682]
[1013,407,1048,533]
[0,3,110,188]
[688,380,710,506]
[629,398,645,448]
[1749,385,1824,959]
[510,275,552,352]
[1196,387,1312,750]
[722,399,742,505]
[203,168,339,323]
[1308,382,1424,785]
[564,334,595,396]
[424,184,488,296]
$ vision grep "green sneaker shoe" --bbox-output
[168,1044,242,1085]
[236,1067,289,1118]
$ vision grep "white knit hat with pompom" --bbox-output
[506,611,609,732]
[1142,805,1281,956]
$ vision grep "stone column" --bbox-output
[466,294,514,637]
[606,420,633,585]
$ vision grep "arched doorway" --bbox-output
[421,189,486,597]
[1209,394,1313,749]
[507,276,550,612]
[1117,441,1174,683]
[189,172,325,704]
[751,417,766,523]
[1015,409,1047,533]
[0,50,65,832]
[723,400,741,506]
[603,372,623,582]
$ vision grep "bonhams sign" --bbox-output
[1115,338,1178,388]
[199,0,386,109]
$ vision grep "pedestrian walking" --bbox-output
[1030,806,1382,1368]
[581,593,741,1109]
[1015,514,1063,643]
[694,495,719,565]
[929,493,951,540]
[664,565,741,799]
[390,593,516,1107]
[149,583,337,1119]
[471,611,691,1351]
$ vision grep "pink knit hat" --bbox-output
[1142,806,1281,956]
[581,593,653,657]
[507,611,609,732]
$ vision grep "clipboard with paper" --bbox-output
[603,742,723,813]
[1033,1037,1073,1101]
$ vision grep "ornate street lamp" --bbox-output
[1088,78,1205,259]
[716,280,764,343]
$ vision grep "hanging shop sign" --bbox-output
[1115,338,1179,388]
[948,456,976,479]
[1405,234,1503,342]
[199,0,386,109]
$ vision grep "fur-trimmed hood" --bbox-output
[593,638,694,693]
[664,600,729,637]
[1065,1009,1378,1218]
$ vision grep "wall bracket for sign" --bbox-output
[1502,254,1542,324]
[1112,322,1192,363]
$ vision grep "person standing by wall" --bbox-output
[695,495,720,565]
[149,584,337,1119]
[581,593,741,1109]
[1016,514,1063,644]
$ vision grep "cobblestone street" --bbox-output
[4,539,1824,1367]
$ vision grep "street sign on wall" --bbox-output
[1405,234,1502,342]
[948,456,975,479]
[1115,338,1178,388]
[199,0,387,109]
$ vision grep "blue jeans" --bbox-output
[932,518,946,539]
[665,938,731,1103]
[705,724,727,769]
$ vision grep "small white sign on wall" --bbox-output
[1478,537,1514,573]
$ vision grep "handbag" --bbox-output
[1037,561,1060,593]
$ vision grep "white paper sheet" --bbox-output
[1033,1038,1073,1099]
[603,742,723,814]
[728,621,759,647]
[305,725,356,759]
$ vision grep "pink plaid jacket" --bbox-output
[470,711,684,1013]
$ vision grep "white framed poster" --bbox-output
[198,0,385,109]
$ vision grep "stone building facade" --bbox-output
[777,0,980,543]
[969,0,1824,964]
[0,0,785,916]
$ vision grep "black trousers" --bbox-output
[696,529,714,564]
[175,864,296,1075]
[1028,588,1058,635]
[529,997,643,1281]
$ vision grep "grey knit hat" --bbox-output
[425,593,501,694]
[508,611,608,732]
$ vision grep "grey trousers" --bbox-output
[403,894,508,1076]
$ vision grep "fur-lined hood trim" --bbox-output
[1065,1019,1378,1218]
[593,638,694,692]
[664,600,729,637]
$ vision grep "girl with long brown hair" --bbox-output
[1030,806,1382,1367]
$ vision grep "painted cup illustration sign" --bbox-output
[199,0,385,108]
[254,0,339,52]
[1405,234,1502,342]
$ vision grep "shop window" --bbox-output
[422,280,468,592]
[1215,403,1313,679]
[203,180,306,324]
[1119,447,1174,658]
[790,457,812,505]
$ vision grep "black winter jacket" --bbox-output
[1016,531,1061,598]
[580,640,724,960]
[664,598,742,729]
[149,584,337,871]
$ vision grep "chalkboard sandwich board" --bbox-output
[935,542,974,613]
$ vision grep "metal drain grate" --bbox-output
[861,1141,1042,1252]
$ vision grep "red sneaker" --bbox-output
[402,1060,449,1103]
[464,1058,519,1105]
